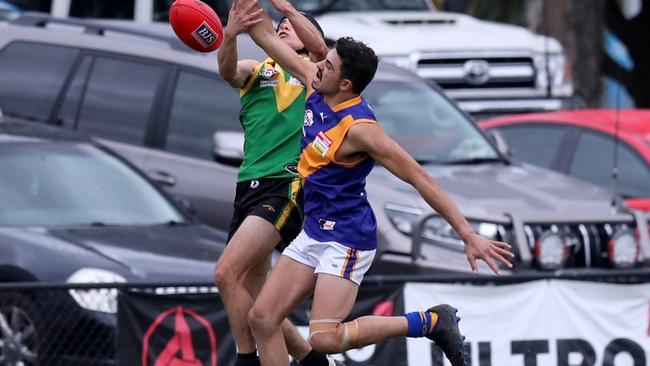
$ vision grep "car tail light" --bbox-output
[534,231,568,270]
[608,229,639,269]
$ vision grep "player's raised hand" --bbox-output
[463,233,514,275]
[226,0,264,37]
[267,0,294,14]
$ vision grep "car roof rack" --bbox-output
[10,12,191,52]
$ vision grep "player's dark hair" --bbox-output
[334,37,378,94]
[276,13,325,55]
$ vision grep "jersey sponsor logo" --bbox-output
[311,131,332,157]
[304,110,314,127]
[319,219,336,231]
[191,22,218,48]
[260,67,279,80]
[260,80,279,88]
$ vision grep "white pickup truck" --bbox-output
[263,0,575,118]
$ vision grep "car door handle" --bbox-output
[147,170,177,187]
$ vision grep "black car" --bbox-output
[0,119,228,365]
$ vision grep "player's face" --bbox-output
[312,49,348,95]
[277,19,305,52]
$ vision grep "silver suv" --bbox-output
[0,13,647,274]
[259,0,575,119]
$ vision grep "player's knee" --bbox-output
[213,264,232,290]
[247,302,278,335]
[308,321,346,354]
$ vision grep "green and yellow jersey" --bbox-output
[237,57,306,182]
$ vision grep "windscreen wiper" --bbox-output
[441,157,506,165]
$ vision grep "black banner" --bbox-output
[117,285,406,366]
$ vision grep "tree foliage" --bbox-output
[604,0,650,107]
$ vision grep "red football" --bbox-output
[169,0,224,53]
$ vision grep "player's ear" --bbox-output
[339,78,353,93]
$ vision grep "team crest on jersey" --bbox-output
[304,110,314,127]
[311,131,332,157]
[260,67,279,80]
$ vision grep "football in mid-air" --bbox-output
[169,0,224,52]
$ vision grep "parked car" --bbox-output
[479,109,650,212]
[0,14,647,275]
[0,118,228,365]
[0,0,20,20]
[256,0,576,118]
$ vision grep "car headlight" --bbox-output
[534,231,568,270]
[608,229,639,269]
[421,215,501,251]
[385,203,424,235]
[67,268,127,314]
[381,55,417,72]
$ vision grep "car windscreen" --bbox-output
[0,141,185,227]
[364,79,500,164]
[259,0,429,17]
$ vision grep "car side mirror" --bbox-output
[212,131,244,167]
[487,130,512,158]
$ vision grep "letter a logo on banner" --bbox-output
[142,306,217,366]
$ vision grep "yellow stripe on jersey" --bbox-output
[331,96,361,112]
[273,68,305,112]
[298,116,378,178]
[240,59,265,96]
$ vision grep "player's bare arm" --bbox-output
[344,123,515,275]
[246,1,318,87]
[268,0,329,61]
[218,0,262,88]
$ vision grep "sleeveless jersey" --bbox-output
[237,57,306,182]
[298,91,378,250]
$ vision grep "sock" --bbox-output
[299,349,329,366]
[234,351,260,366]
[404,311,439,337]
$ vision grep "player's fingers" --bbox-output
[491,252,513,268]
[493,240,512,250]
[467,255,478,274]
[495,246,515,257]
[249,8,264,18]
[484,257,500,275]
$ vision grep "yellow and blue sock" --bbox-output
[404,311,439,337]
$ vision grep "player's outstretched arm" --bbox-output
[268,0,328,61]
[244,0,317,87]
[346,123,515,275]
[218,0,261,88]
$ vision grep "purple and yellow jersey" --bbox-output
[298,91,378,250]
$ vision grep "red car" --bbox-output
[480,109,650,212]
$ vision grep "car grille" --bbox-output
[415,56,536,90]
[521,223,634,269]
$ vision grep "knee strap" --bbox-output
[309,319,360,350]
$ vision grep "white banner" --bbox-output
[404,280,650,366]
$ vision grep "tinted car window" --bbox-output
[164,70,241,160]
[57,57,93,128]
[0,141,184,227]
[495,124,567,169]
[364,79,498,163]
[0,42,78,121]
[76,57,163,145]
[569,131,650,198]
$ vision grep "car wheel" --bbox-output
[0,292,41,366]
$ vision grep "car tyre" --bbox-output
[0,291,41,366]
